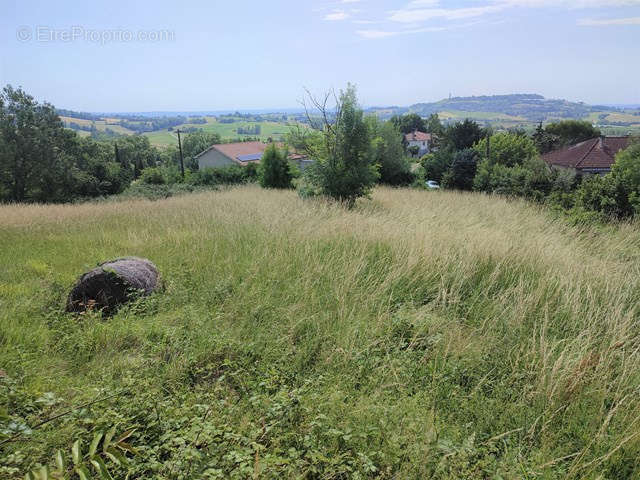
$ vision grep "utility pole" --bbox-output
[176,129,185,180]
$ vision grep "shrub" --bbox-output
[440,149,478,190]
[474,157,553,201]
[140,167,167,185]
[473,132,538,168]
[571,142,640,219]
[421,149,453,183]
[368,118,413,186]
[190,165,257,186]
[258,144,293,189]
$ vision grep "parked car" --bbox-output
[426,180,440,189]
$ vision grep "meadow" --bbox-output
[141,119,301,147]
[1,186,640,478]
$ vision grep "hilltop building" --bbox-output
[541,136,631,175]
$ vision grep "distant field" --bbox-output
[61,108,640,149]
[61,112,305,147]
[142,129,179,147]
[438,110,528,123]
[59,116,137,135]
[2,186,640,477]
[143,119,302,147]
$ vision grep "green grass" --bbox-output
[142,120,303,147]
[438,110,528,122]
[2,186,640,478]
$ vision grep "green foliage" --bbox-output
[474,157,553,201]
[24,428,136,480]
[421,150,453,183]
[0,84,166,203]
[473,132,538,168]
[442,119,485,151]
[139,167,166,185]
[532,121,559,154]
[424,113,443,135]
[118,182,200,201]
[571,142,640,219]
[390,113,426,134]
[190,165,257,187]
[299,85,379,206]
[610,141,640,214]
[258,144,293,189]
[441,149,478,191]
[181,131,222,171]
[367,117,413,185]
[545,119,600,147]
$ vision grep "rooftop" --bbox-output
[195,141,308,165]
[541,136,631,171]
[405,131,432,142]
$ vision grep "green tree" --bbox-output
[545,120,600,148]
[442,119,484,151]
[181,131,222,170]
[0,85,72,202]
[390,113,426,134]
[532,121,559,154]
[259,143,293,189]
[296,84,378,207]
[577,142,640,218]
[441,148,478,190]
[367,116,412,185]
[425,113,444,135]
[421,149,453,183]
[473,132,538,168]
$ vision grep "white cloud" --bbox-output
[497,0,640,6]
[389,0,640,24]
[357,26,447,38]
[341,0,361,3]
[325,10,350,21]
[578,16,640,25]
[406,0,440,6]
[390,5,506,22]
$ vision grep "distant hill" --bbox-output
[368,94,617,121]
[57,94,640,144]
[366,94,640,134]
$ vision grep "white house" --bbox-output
[405,130,432,157]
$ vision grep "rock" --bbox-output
[67,257,160,314]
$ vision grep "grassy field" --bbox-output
[438,110,528,123]
[142,119,302,147]
[2,187,640,478]
[59,116,137,135]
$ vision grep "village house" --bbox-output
[196,141,312,170]
[404,130,433,157]
[541,136,631,175]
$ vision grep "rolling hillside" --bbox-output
[368,94,640,133]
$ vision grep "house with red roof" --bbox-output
[196,141,311,170]
[404,130,433,157]
[541,136,631,175]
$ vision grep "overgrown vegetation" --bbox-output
[2,186,640,478]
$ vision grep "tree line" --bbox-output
[3,83,639,222]
[0,85,255,203]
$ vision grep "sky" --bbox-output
[1,0,639,112]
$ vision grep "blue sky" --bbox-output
[1,0,639,112]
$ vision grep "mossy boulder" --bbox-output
[67,257,160,314]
